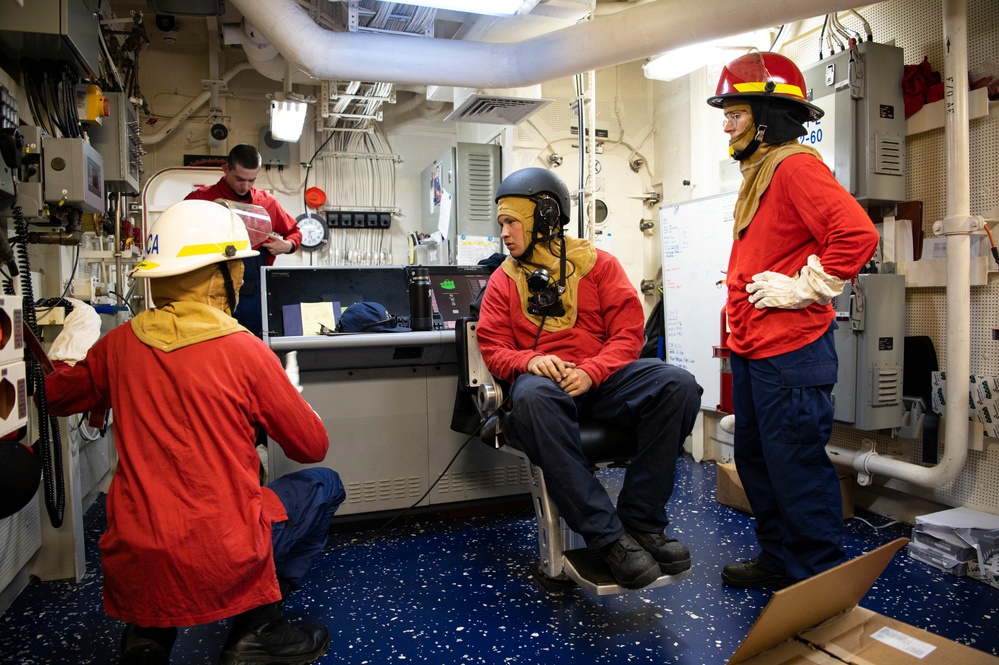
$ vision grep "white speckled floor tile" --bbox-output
[1,455,996,664]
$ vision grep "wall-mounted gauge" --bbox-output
[295,213,329,252]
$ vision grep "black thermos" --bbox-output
[410,267,432,331]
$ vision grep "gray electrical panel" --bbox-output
[421,142,501,263]
[832,273,906,431]
[0,0,101,78]
[43,137,105,214]
[89,92,142,195]
[801,42,906,207]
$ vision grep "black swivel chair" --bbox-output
[454,316,692,595]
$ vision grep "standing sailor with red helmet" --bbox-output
[43,199,344,664]
[707,52,879,588]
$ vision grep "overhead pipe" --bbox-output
[827,0,972,488]
[229,0,866,89]
[142,62,255,145]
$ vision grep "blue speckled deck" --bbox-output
[1,455,996,664]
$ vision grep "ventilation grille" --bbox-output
[870,367,901,406]
[445,94,552,125]
[874,132,903,175]
[347,477,423,503]
[461,150,500,225]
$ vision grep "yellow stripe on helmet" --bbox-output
[133,261,160,271]
[733,81,805,99]
[176,240,250,257]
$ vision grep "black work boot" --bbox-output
[121,623,176,665]
[721,556,793,589]
[218,600,331,665]
[599,534,661,589]
[624,526,692,575]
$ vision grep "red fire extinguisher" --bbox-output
[712,305,734,414]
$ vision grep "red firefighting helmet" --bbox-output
[707,51,824,121]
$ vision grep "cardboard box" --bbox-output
[716,462,854,519]
[729,539,999,664]
[717,461,753,515]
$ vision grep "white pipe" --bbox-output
[586,70,597,244]
[142,62,255,145]
[229,0,866,89]
[827,0,971,487]
[237,19,288,84]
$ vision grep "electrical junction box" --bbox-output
[801,42,906,207]
[0,0,102,78]
[43,136,105,213]
[0,297,26,438]
[0,297,23,366]
[89,91,142,194]
[832,273,906,431]
[0,359,28,438]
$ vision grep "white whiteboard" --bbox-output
[660,192,738,410]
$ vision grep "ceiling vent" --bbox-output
[444,93,552,125]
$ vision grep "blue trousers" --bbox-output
[268,468,345,589]
[236,252,265,337]
[504,358,702,550]
[730,324,845,581]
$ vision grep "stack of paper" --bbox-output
[911,507,999,587]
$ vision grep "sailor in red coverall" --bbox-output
[707,52,880,589]
[185,144,302,337]
[44,199,343,665]
[476,167,702,590]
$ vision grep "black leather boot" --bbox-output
[218,600,330,665]
[121,623,176,665]
[599,534,661,589]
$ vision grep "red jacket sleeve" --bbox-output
[781,156,880,280]
[249,343,328,464]
[476,252,643,388]
[574,255,644,385]
[476,271,544,383]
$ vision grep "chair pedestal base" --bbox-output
[524,455,692,595]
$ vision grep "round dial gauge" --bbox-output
[295,213,329,251]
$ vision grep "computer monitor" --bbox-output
[262,266,409,338]
[408,265,492,330]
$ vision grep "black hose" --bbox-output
[13,205,64,527]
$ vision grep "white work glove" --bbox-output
[284,351,321,419]
[47,299,102,366]
[720,414,736,434]
[746,255,846,310]
[285,350,303,393]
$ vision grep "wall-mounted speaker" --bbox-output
[258,126,290,167]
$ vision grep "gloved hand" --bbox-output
[719,414,736,434]
[47,299,102,366]
[285,350,303,393]
[746,254,846,310]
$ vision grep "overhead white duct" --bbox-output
[228,0,866,89]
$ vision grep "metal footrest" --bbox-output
[560,548,693,596]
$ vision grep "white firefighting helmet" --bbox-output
[131,199,260,278]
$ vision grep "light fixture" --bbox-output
[269,99,307,143]
[643,30,775,82]
[373,0,539,17]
